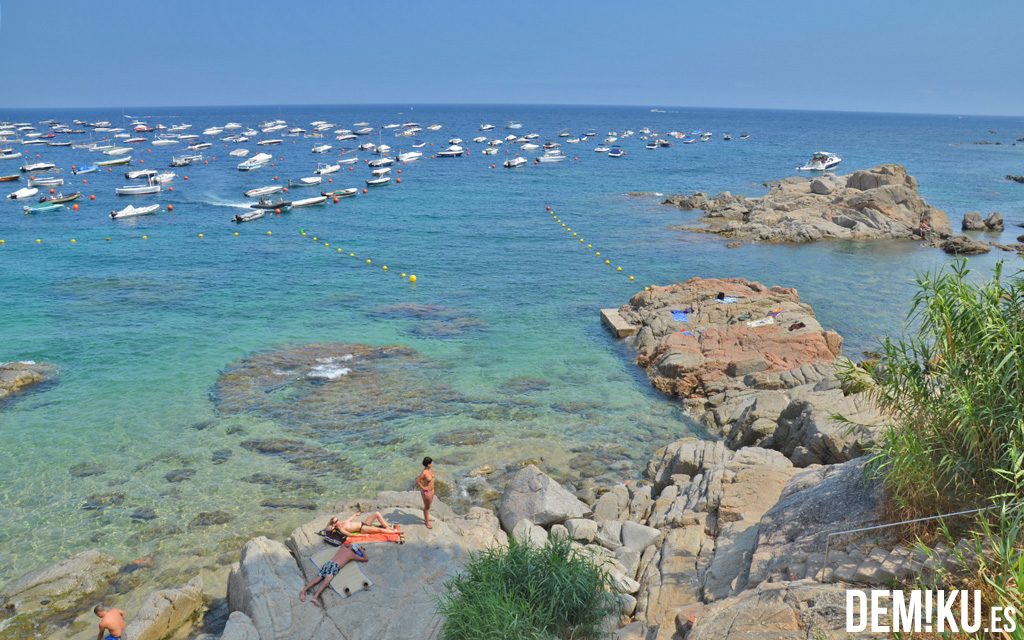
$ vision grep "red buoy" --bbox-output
[167,204,174,211]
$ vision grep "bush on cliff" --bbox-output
[437,535,616,640]
[847,260,1024,519]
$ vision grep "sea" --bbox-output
[1,104,1022,596]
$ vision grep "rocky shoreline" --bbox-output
[0,361,56,405]
[0,280,969,640]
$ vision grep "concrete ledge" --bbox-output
[601,308,637,338]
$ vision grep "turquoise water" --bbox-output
[1,105,1022,588]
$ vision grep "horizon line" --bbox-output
[1,102,1022,120]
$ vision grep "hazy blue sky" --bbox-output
[1,0,1020,115]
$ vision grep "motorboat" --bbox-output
[153,172,176,184]
[229,149,249,157]
[594,146,610,153]
[607,147,625,158]
[20,161,55,172]
[437,144,464,157]
[72,165,98,174]
[39,191,81,203]
[358,142,376,151]
[245,185,283,198]
[124,137,147,144]
[520,143,540,152]
[288,176,322,187]
[503,156,527,168]
[28,176,64,187]
[170,155,201,167]
[8,186,38,199]
[314,163,340,175]
[188,142,212,150]
[739,132,750,140]
[723,133,732,141]
[338,156,359,165]
[250,196,291,211]
[257,139,283,146]
[396,151,422,163]
[97,156,131,166]
[0,174,20,182]
[355,127,373,136]
[1,150,23,160]
[103,146,132,155]
[23,202,65,214]
[536,151,567,163]
[115,182,160,195]
[322,188,358,198]
[797,151,842,171]
[126,169,157,180]
[366,174,391,187]
[292,195,327,208]
[110,203,159,219]
[481,147,499,155]
[233,209,265,223]
[426,124,442,131]
[506,121,523,130]
[375,144,391,155]
[152,138,178,146]
[472,136,487,143]
[367,157,394,167]
[412,141,426,148]
[237,152,273,171]
[480,124,494,131]
[658,139,671,147]
[203,127,224,136]
[645,141,658,150]
[312,144,333,154]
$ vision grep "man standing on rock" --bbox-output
[93,604,126,640]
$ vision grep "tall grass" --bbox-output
[843,260,1024,519]
[436,535,617,640]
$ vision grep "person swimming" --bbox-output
[94,604,126,640]
[416,456,435,529]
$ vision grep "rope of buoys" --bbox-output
[545,206,637,284]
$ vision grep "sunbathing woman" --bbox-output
[326,511,399,537]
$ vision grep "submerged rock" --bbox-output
[368,303,487,339]
[239,439,354,475]
[498,376,552,394]
[939,234,991,255]
[0,550,120,627]
[0,361,56,405]
[663,164,952,245]
[191,511,231,527]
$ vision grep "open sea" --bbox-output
[1,104,1022,595]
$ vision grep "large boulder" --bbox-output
[844,164,916,191]
[0,550,120,618]
[940,234,991,255]
[227,493,506,640]
[123,576,204,640]
[219,611,260,640]
[985,212,1004,231]
[498,465,590,530]
[962,211,985,230]
[0,361,56,405]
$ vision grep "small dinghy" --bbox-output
[96,156,131,167]
[229,148,249,157]
[250,196,292,211]
[503,156,527,168]
[153,172,176,184]
[321,188,358,198]
[28,176,64,187]
[0,151,23,160]
[289,176,322,187]
[110,203,160,219]
[23,202,65,214]
[233,209,265,223]
[245,185,283,198]
[437,144,464,157]
[20,161,56,172]
[115,182,160,196]
[72,165,98,174]
[8,186,39,199]
[337,157,359,165]
[0,174,19,182]
[39,191,82,204]
[292,195,328,208]
[314,163,340,175]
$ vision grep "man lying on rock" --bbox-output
[298,536,368,608]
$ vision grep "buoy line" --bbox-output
[544,204,642,286]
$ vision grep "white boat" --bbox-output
[97,156,131,166]
[28,176,64,187]
[472,136,487,143]
[153,172,176,184]
[366,174,391,187]
[797,151,842,171]
[188,142,212,150]
[314,163,340,175]
[375,144,391,155]
[229,148,249,157]
[292,195,328,208]
[224,122,242,130]
[537,151,567,163]
[396,151,422,163]
[367,157,394,167]
[104,146,133,156]
[503,156,527,168]
[203,127,224,136]
[115,183,160,196]
[257,139,283,146]
[355,127,373,136]
[245,185,283,198]
[151,138,178,147]
[322,188,358,198]
[125,169,157,180]
[594,146,610,153]
[237,152,273,171]
[437,144,464,157]
[311,144,333,154]
[1,151,23,160]
[506,121,523,130]
[521,143,540,151]
[20,161,55,172]
[480,124,494,131]
[426,124,442,131]
[337,156,359,165]
[110,203,160,219]
[448,138,463,145]
[289,176,322,187]
[8,186,38,199]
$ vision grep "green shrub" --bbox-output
[842,260,1024,519]
[437,535,617,640]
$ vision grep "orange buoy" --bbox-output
[139,159,144,164]
[397,169,402,174]
[49,188,55,194]
[167,204,174,211]
[183,175,189,180]
[396,178,401,183]
[275,208,281,214]
[204,160,209,165]
[333,197,339,204]
[82,179,88,184]
[362,188,368,194]
[89,194,96,201]
[273,176,278,181]
[72,203,79,211]
[282,187,288,193]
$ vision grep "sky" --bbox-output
[1,0,1021,116]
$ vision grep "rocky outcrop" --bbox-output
[498,464,591,530]
[123,576,204,640]
[220,611,261,640]
[662,164,952,244]
[0,550,120,619]
[962,211,1003,231]
[0,361,56,405]
[616,278,883,466]
[225,492,506,640]
[1007,174,1024,184]
[938,234,991,255]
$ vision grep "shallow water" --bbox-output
[0,105,1022,590]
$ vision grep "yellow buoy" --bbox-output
[105,236,110,241]
[266,231,273,235]
[587,244,592,249]
[366,259,372,265]
[629,276,635,281]
[349,252,354,257]
[198,233,204,239]
[142,235,148,240]
[617,266,622,272]
[604,259,610,265]
[409,274,417,283]
[595,251,600,256]
[70,239,77,244]
[401,273,407,278]
[324,242,329,247]
[35,239,42,244]
[644,285,649,290]
[382,265,388,271]
[233,231,239,237]
[0,239,5,245]
[337,248,342,253]
[312,236,317,241]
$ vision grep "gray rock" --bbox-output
[620,521,662,553]
[549,523,569,541]
[617,593,638,616]
[592,486,629,521]
[941,234,991,255]
[565,518,598,543]
[124,576,204,640]
[0,361,56,404]
[498,464,589,530]
[809,179,832,195]
[597,520,623,551]
[985,211,1004,231]
[512,519,548,547]
[962,211,985,230]
[0,549,120,617]
[219,611,260,640]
